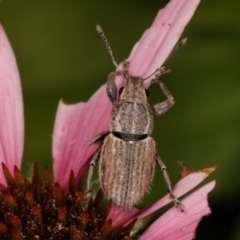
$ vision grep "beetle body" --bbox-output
[96,75,157,208]
[87,67,180,209]
[86,31,182,209]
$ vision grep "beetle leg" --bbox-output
[107,60,130,105]
[158,66,172,77]
[84,148,101,208]
[87,131,110,145]
[156,155,184,211]
[106,72,118,105]
[151,80,175,116]
[164,38,187,63]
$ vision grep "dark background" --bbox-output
[0,0,239,239]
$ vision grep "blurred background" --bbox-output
[0,0,239,239]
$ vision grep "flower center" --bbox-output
[0,163,134,239]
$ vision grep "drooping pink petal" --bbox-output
[137,165,217,220]
[139,181,215,240]
[0,25,24,185]
[128,0,201,87]
[108,166,216,228]
[52,86,111,191]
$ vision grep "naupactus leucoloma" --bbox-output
[85,25,186,210]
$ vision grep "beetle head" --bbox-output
[119,76,148,103]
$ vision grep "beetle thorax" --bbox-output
[110,76,154,138]
[119,76,147,102]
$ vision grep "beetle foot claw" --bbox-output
[173,197,184,212]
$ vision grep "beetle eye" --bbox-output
[119,87,124,95]
[145,89,149,97]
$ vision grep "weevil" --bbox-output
[85,25,186,209]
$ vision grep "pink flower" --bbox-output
[52,0,205,190]
[0,24,24,186]
[0,0,216,239]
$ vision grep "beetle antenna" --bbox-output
[96,24,120,71]
[164,38,187,63]
[144,38,187,81]
[143,66,172,81]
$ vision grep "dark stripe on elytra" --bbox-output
[127,142,135,206]
[132,141,141,203]
[138,141,145,198]
[107,137,113,192]
[122,141,130,207]
[122,140,129,207]
[114,138,122,205]
[110,138,117,198]
[101,140,109,193]
[141,141,148,197]
[134,142,140,205]
[105,136,115,197]
[111,138,117,195]
[127,141,135,207]
[129,141,137,205]
[131,142,138,205]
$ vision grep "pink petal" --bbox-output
[0,25,24,185]
[52,86,111,191]
[108,206,139,229]
[128,0,200,87]
[138,166,217,219]
[139,181,215,240]
[108,166,216,228]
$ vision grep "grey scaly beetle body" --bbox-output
[85,25,184,210]
[101,70,156,208]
